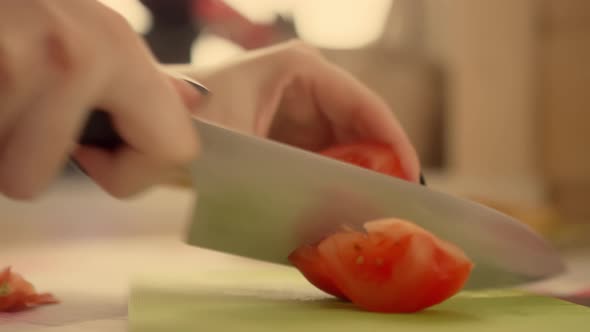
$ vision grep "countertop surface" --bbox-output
[1,177,589,331]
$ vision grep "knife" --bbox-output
[78,80,565,290]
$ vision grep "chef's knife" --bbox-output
[78,82,565,290]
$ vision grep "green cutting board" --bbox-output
[129,267,590,332]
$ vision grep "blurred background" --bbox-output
[0,3,589,327]
[85,0,589,247]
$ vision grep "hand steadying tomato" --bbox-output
[0,267,58,312]
[288,142,472,313]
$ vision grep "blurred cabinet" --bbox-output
[538,0,590,223]
[430,0,590,222]
[433,0,544,204]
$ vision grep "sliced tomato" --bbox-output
[0,267,58,312]
[289,219,473,313]
[287,244,348,300]
[290,142,469,312]
[319,142,409,181]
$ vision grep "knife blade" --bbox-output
[77,81,565,290]
[184,118,565,289]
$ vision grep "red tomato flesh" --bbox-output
[319,142,409,181]
[286,245,348,300]
[289,142,472,313]
[289,219,473,313]
[0,267,59,312]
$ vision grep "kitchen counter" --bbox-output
[0,177,589,331]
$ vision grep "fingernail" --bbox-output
[167,70,210,96]
[171,77,209,112]
[165,70,211,110]
[181,77,210,96]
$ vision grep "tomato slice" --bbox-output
[289,219,473,313]
[289,142,470,312]
[287,244,348,300]
[319,142,409,181]
[0,267,58,312]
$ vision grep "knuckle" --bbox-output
[42,21,95,80]
[0,5,97,90]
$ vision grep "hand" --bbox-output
[180,40,421,182]
[0,1,203,200]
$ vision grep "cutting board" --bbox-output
[128,266,590,332]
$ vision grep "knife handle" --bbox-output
[78,78,209,150]
[78,110,123,150]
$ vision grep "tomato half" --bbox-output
[289,219,473,313]
[0,267,58,312]
[319,142,409,181]
[286,244,348,300]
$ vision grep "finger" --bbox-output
[72,146,179,198]
[299,55,421,182]
[65,0,202,165]
[266,79,335,151]
[0,44,43,138]
[0,1,112,199]
[0,4,53,138]
[87,6,202,164]
[167,76,207,112]
[99,64,201,165]
[0,75,98,200]
[246,41,421,182]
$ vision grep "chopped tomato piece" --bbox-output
[289,219,473,313]
[290,142,469,312]
[320,142,409,181]
[0,267,58,312]
[288,244,348,300]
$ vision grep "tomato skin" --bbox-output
[288,245,348,300]
[319,142,409,181]
[290,219,474,313]
[0,267,58,312]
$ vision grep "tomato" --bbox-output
[289,219,473,313]
[287,244,348,300]
[0,267,58,312]
[319,142,409,181]
[289,143,468,312]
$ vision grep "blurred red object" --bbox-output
[575,288,590,298]
[191,0,282,49]
[0,267,58,312]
